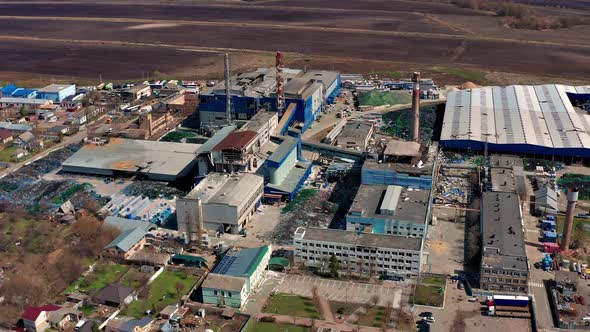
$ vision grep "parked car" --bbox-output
[468,297,478,302]
[423,316,435,323]
[419,312,433,318]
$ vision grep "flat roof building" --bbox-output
[37,84,76,102]
[294,227,422,277]
[480,192,529,293]
[202,245,271,308]
[176,172,264,235]
[361,160,433,190]
[337,121,374,151]
[346,184,431,237]
[62,138,201,181]
[441,84,590,160]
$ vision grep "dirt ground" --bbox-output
[0,0,588,84]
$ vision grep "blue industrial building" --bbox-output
[198,67,340,133]
[346,184,432,238]
[361,160,432,189]
[37,84,76,102]
[1,84,38,98]
[259,131,312,201]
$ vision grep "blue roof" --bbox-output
[104,227,147,252]
[213,246,269,277]
[10,88,37,97]
[1,84,17,95]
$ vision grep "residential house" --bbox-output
[102,227,148,261]
[14,131,35,148]
[105,316,153,332]
[12,148,28,160]
[65,292,88,309]
[20,304,61,332]
[47,125,70,136]
[91,284,134,308]
[0,129,13,144]
[0,122,32,133]
[46,307,82,330]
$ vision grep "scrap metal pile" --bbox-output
[122,181,186,200]
[0,143,87,211]
[435,169,470,206]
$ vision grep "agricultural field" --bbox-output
[0,0,588,84]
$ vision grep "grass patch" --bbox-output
[558,173,590,200]
[0,146,19,162]
[358,90,412,107]
[119,268,150,290]
[357,306,386,327]
[410,284,445,307]
[282,189,318,214]
[263,294,321,319]
[65,263,129,293]
[79,304,97,316]
[556,215,590,244]
[432,66,486,84]
[53,183,91,205]
[244,321,310,332]
[125,271,197,318]
[160,130,196,143]
[381,106,436,143]
[421,275,446,286]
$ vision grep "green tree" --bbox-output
[329,254,340,278]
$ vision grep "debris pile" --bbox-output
[269,189,336,245]
[122,181,185,200]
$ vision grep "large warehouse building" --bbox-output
[441,84,590,160]
[62,138,201,181]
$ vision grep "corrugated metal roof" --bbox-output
[212,130,257,151]
[441,84,590,150]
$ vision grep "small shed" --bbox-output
[535,187,558,216]
[268,257,290,272]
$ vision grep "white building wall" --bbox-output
[294,238,421,276]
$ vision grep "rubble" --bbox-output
[122,181,185,200]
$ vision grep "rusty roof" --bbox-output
[212,130,258,151]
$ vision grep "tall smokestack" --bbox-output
[412,71,421,142]
[224,53,232,125]
[561,188,579,252]
[276,51,285,114]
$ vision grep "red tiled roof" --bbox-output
[212,130,258,151]
[21,304,61,322]
[0,129,12,140]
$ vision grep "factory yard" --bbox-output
[0,0,590,84]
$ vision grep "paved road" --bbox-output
[521,181,556,331]
[0,128,87,178]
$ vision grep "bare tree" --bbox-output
[370,294,380,308]
[175,281,185,302]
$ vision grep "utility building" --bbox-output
[346,184,431,238]
[480,192,529,293]
[294,227,422,277]
[260,135,312,202]
[176,173,263,235]
[337,121,374,151]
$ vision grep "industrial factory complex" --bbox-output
[2,47,590,332]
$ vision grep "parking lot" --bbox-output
[274,274,404,308]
